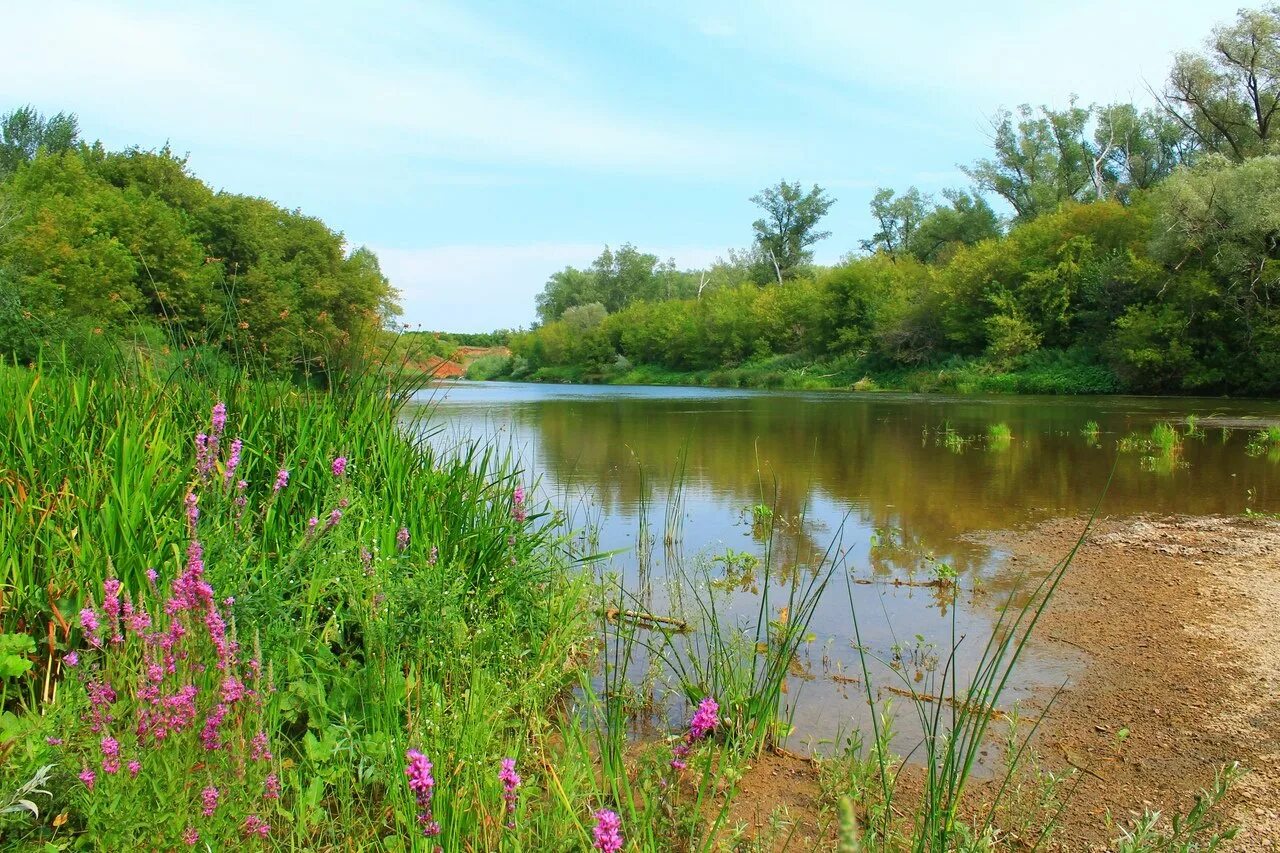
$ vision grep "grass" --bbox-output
[0,359,1248,850]
[987,423,1012,449]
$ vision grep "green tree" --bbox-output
[1094,103,1197,199]
[860,187,930,257]
[962,100,1096,220]
[0,105,79,179]
[750,181,835,282]
[906,190,1001,263]
[1161,6,1280,161]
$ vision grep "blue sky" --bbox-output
[3,0,1245,331]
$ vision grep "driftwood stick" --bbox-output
[603,607,690,631]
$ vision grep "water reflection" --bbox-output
[408,383,1280,750]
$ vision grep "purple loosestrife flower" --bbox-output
[201,785,219,817]
[104,579,125,645]
[185,492,199,529]
[250,731,273,762]
[498,758,521,827]
[273,468,289,493]
[128,760,141,778]
[396,527,410,551]
[671,696,720,771]
[307,516,319,532]
[428,546,438,566]
[101,737,119,759]
[690,696,719,740]
[64,652,79,668]
[182,827,199,846]
[331,456,347,476]
[327,508,342,528]
[194,433,212,478]
[592,809,623,852]
[79,768,96,791]
[242,816,270,838]
[210,401,227,438]
[511,484,527,523]
[263,773,281,800]
[405,749,441,838]
[224,438,242,484]
[80,607,102,647]
[146,568,158,586]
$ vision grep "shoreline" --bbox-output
[723,514,1280,850]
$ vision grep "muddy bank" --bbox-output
[729,514,1280,850]
[990,515,1280,851]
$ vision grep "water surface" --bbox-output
[407,382,1280,750]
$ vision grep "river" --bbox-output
[406,382,1280,752]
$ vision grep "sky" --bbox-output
[1,0,1248,331]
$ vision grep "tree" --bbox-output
[1160,6,1280,161]
[962,101,1095,220]
[1094,103,1197,199]
[0,105,79,178]
[906,190,1001,263]
[535,267,599,323]
[860,187,930,257]
[749,181,835,282]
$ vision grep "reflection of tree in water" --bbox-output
[467,393,1278,585]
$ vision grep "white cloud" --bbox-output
[675,0,1241,110]
[375,243,723,331]
[0,2,791,177]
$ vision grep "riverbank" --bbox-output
[719,514,1280,850]
[510,349,1124,395]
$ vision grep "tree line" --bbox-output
[0,108,401,377]
[511,6,1280,395]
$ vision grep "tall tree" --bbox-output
[860,187,930,257]
[1160,6,1280,161]
[962,100,1095,220]
[906,190,1001,263]
[1094,103,1197,199]
[750,181,835,283]
[0,105,79,178]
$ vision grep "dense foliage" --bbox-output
[513,7,1280,396]
[0,108,400,378]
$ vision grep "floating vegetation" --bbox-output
[987,422,1013,449]
[1245,425,1280,458]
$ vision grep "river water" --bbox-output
[407,382,1280,751]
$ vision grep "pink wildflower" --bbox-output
[396,527,410,551]
[331,456,347,476]
[182,827,199,846]
[79,768,96,791]
[185,492,199,529]
[405,749,441,838]
[273,468,289,493]
[512,484,527,523]
[201,785,219,817]
[80,607,101,647]
[327,508,342,528]
[499,757,521,827]
[224,438,242,484]
[242,815,270,838]
[263,773,281,800]
[64,651,79,668]
[128,760,141,778]
[690,696,719,740]
[250,731,273,762]
[210,401,227,438]
[593,809,623,852]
